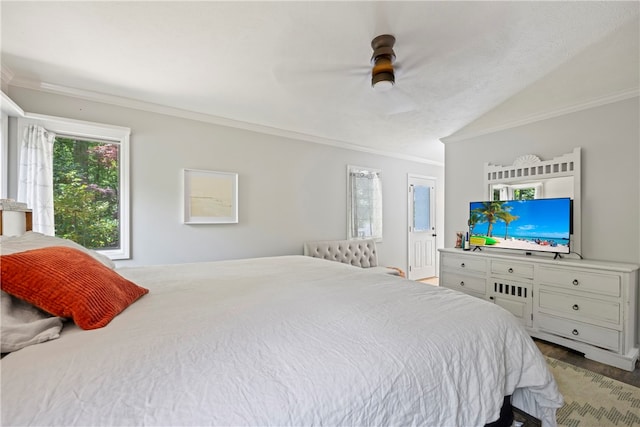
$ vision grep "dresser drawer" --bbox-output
[442,256,486,274]
[490,260,534,280]
[538,289,620,326]
[538,267,620,297]
[536,314,620,351]
[493,296,532,327]
[441,272,486,295]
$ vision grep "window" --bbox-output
[347,165,382,241]
[53,136,121,251]
[512,187,537,200]
[18,114,130,259]
[412,183,431,232]
[491,183,542,201]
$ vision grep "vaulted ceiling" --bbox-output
[2,1,638,163]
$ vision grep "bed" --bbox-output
[1,233,563,426]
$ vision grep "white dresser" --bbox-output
[439,248,639,371]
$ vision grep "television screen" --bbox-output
[469,198,571,254]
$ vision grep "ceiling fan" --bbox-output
[272,33,419,116]
[366,33,419,115]
[370,34,397,91]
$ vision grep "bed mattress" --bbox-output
[1,255,562,426]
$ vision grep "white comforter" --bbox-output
[1,256,562,426]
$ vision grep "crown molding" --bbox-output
[441,87,640,144]
[8,76,443,166]
[1,91,25,117]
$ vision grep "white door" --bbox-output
[408,175,436,280]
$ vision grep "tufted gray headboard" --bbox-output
[303,239,379,268]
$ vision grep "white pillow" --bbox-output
[1,291,64,353]
[0,231,115,269]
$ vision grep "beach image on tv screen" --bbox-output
[469,198,571,254]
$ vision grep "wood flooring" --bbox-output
[534,338,640,387]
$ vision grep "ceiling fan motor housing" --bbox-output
[371,34,396,88]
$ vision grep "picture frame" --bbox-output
[183,169,238,224]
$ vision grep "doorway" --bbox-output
[407,175,436,280]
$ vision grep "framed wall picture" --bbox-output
[183,169,238,224]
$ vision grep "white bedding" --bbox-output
[1,255,562,426]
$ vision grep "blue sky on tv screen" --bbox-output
[470,198,570,240]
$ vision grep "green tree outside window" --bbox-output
[53,137,120,250]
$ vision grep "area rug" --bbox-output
[545,357,640,426]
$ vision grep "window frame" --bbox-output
[18,113,131,260]
[1,92,26,198]
[347,164,383,242]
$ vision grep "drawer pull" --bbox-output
[461,263,465,268]
[460,281,465,286]
[572,279,579,286]
[508,268,514,273]
[572,329,579,336]
[572,304,579,311]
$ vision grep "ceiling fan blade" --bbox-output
[272,60,368,89]
[378,87,418,115]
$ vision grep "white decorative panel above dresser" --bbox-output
[439,248,639,371]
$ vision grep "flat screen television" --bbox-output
[469,198,571,254]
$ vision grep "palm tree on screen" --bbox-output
[468,211,483,236]
[471,201,506,237]
[496,211,519,239]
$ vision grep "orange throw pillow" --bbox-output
[1,246,148,330]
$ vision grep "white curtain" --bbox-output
[17,125,56,235]
[370,172,383,238]
[349,169,383,240]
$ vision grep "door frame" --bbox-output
[407,174,437,280]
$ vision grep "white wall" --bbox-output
[7,87,444,270]
[442,97,639,265]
